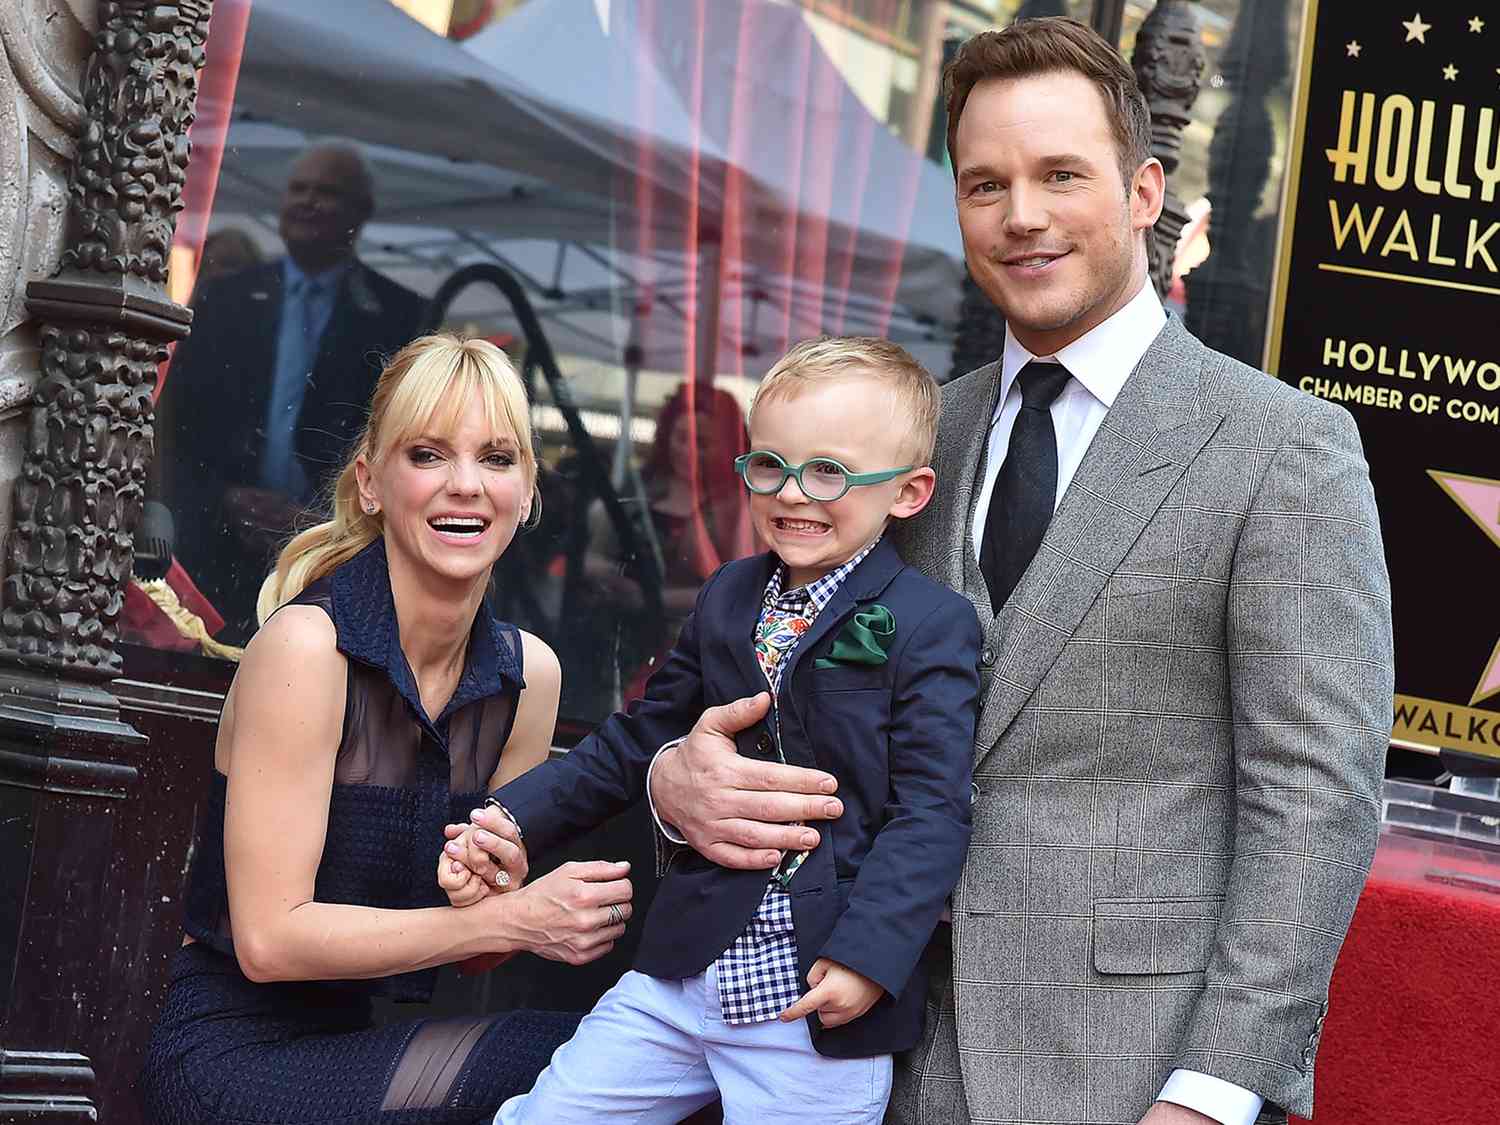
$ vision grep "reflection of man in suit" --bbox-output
[161,143,427,640]
[639,18,1394,1125]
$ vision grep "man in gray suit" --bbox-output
[468,16,1393,1125]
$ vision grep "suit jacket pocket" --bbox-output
[1107,541,1207,598]
[1092,896,1224,975]
[807,664,886,693]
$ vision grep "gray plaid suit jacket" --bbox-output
[888,316,1393,1125]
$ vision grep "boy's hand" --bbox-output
[437,825,492,907]
[442,806,529,889]
[438,841,517,972]
[778,958,884,1029]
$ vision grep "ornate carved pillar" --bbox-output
[1131,0,1206,299]
[0,2,211,1119]
[1185,0,1291,364]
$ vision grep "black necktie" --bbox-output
[979,361,1072,609]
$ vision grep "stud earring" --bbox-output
[364,502,377,515]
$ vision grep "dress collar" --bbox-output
[330,539,524,731]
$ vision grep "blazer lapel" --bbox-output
[725,552,778,696]
[775,541,905,764]
[899,360,1003,630]
[975,317,1226,760]
[239,263,285,422]
[314,264,377,380]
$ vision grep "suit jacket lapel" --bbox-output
[715,544,902,765]
[723,540,906,705]
[772,541,905,767]
[725,552,778,694]
[314,264,377,383]
[778,537,905,690]
[239,263,285,423]
[899,360,1003,630]
[975,317,1226,760]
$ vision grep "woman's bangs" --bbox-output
[377,350,529,467]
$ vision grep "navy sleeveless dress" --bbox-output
[139,540,581,1123]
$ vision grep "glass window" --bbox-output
[1118,0,1305,365]
[138,0,977,729]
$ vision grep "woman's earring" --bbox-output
[364,502,378,515]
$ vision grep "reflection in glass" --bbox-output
[1118,0,1303,363]
[577,385,753,714]
[157,142,429,642]
[152,0,969,726]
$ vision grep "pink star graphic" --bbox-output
[1428,470,1500,703]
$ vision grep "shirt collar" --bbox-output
[764,534,882,613]
[330,538,524,730]
[282,256,352,296]
[995,280,1166,421]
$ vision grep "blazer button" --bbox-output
[979,645,997,668]
[756,734,773,754]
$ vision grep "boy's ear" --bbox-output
[888,467,936,520]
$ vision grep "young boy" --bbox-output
[443,337,980,1124]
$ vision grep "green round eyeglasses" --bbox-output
[733,450,913,502]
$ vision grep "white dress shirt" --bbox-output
[970,281,1263,1125]
[971,278,1164,551]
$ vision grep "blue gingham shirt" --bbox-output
[715,536,879,1025]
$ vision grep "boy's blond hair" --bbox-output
[751,337,940,465]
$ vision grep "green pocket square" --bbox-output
[814,604,895,668]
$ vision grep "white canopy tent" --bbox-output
[204,0,963,378]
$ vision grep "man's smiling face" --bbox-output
[953,70,1161,356]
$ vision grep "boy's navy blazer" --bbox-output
[498,537,981,1058]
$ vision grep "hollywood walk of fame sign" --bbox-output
[1266,4,1500,757]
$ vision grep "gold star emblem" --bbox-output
[1428,471,1500,704]
[1403,12,1432,42]
[1471,17,1486,33]
[1347,39,1362,57]
[1444,63,1460,80]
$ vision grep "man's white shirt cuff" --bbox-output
[1157,1069,1263,1125]
[646,740,689,845]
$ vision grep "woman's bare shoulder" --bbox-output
[517,629,560,690]
[231,606,344,709]
[218,607,345,772]
[245,604,338,657]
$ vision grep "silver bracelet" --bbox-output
[482,796,524,840]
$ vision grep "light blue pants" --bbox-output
[495,962,892,1124]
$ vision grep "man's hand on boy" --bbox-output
[440,806,529,891]
[778,958,883,1029]
[651,692,844,869]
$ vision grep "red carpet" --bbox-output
[1293,834,1500,1124]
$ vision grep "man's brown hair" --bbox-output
[944,17,1152,187]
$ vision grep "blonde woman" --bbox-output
[140,335,633,1124]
